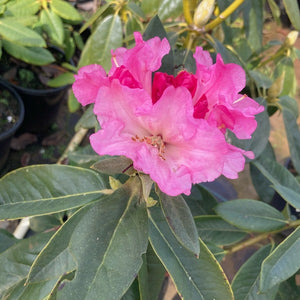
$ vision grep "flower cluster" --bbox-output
[73,32,264,196]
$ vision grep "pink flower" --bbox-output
[73,32,264,196]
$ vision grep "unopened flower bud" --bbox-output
[193,0,216,28]
[284,31,299,48]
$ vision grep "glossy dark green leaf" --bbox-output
[29,215,62,233]
[243,0,264,51]
[0,232,53,296]
[228,98,270,160]
[28,178,148,300]
[149,207,234,300]
[51,0,82,22]
[250,142,276,203]
[253,157,300,210]
[159,191,200,255]
[47,72,74,88]
[0,165,108,219]
[275,276,300,300]
[2,41,55,65]
[158,0,183,21]
[0,229,17,253]
[232,244,279,300]
[282,0,300,30]
[215,199,287,232]
[40,9,64,46]
[0,19,45,47]
[138,244,165,300]
[79,14,122,70]
[280,97,300,174]
[183,184,218,216]
[143,15,173,75]
[67,145,100,168]
[194,215,247,246]
[260,226,300,292]
[173,48,196,74]
[121,278,140,300]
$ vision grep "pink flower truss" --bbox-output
[73,32,264,196]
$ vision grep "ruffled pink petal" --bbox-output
[73,64,108,106]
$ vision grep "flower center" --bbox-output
[132,134,166,160]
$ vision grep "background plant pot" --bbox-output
[10,82,69,134]
[0,81,24,170]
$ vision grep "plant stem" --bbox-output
[204,0,245,31]
[224,219,300,254]
[182,0,197,25]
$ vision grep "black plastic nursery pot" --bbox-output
[10,83,69,134]
[0,81,24,170]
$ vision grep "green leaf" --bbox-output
[253,156,300,210]
[67,145,100,168]
[51,0,83,23]
[0,165,109,219]
[0,229,17,253]
[127,2,146,19]
[194,215,247,246]
[275,276,300,300]
[0,19,45,47]
[5,15,39,27]
[282,0,300,30]
[0,232,53,295]
[40,9,64,46]
[228,98,270,160]
[138,244,165,300]
[47,72,74,88]
[28,178,148,300]
[183,184,218,216]
[250,142,276,203]
[5,0,40,17]
[92,156,133,175]
[29,214,62,233]
[243,0,264,51]
[249,70,272,90]
[159,191,200,255]
[267,0,281,24]
[141,0,160,16]
[232,244,279,300]
[79,14,123,70]
[143,15,174,75]
[158,0,183,21]
[74,104,98,131]
[2,40,55,65]
[121,278,140,300]
[67,89,80,113]
[215,199,287,232]
[280,97,300,174]
[260,226,300,292]
[149,207,234,300]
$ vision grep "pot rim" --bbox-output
[0,81,25,141]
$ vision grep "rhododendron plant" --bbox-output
[73,32,264,196]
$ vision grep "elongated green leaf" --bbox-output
[275,276,300,299]
[138,244,165,300]
[243,0,264,51]
[260,226,300,292]
[2,40,55,65]
[47,72,74,88]
[158,0,183,21]
[51,0,82,22]
[121,279,140,300]
[127,2,146,19]
[0,229,17,253]
[28,177,148,300]
[5,15,38,27]
[5,0,40,17]
[215,199,287,232]
[141,0,160,16]
[40,9,64,46]
[250,142,276,203]
[0,19,45,47]
[68,89,80,113]
[75,104,98,131]
[183,184,218,216]
[0,232,53,295]
[253,157,300,210]
[159,191,199,255]
[79,14,122,70]
[67,145,100,168]
[282,0,300,30]
[280,97,300,174]
[0,165,108,219]
[149,206,234,300]
[232,244,279,300]
[194,215,247,246]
